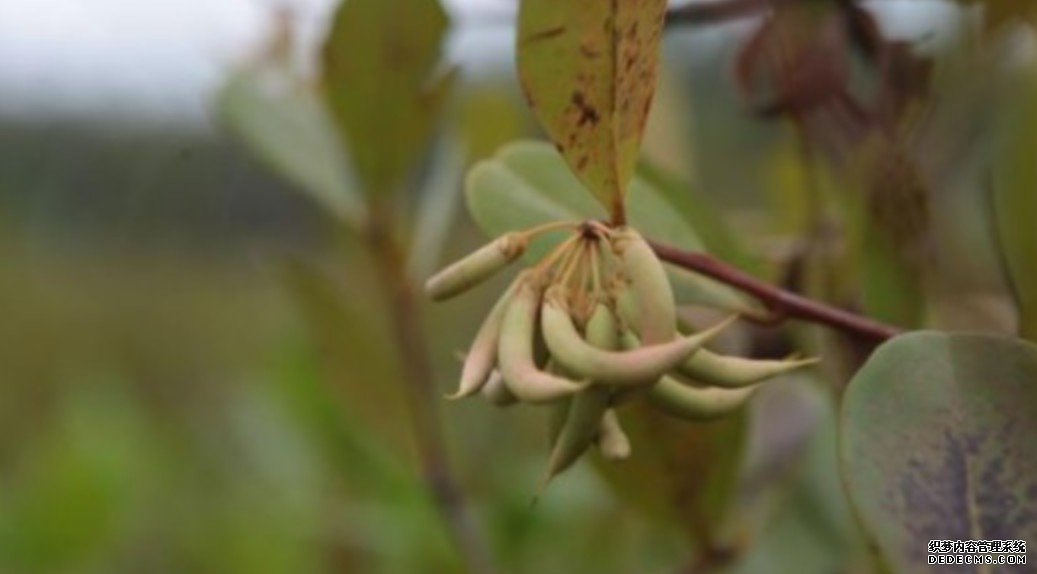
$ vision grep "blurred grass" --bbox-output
[0,225,689,573]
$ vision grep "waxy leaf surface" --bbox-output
[841,332,1037,573]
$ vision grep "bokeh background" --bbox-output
[0,1,1021,572]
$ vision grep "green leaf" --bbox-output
[516,0,668,214]
[322,0,452,198]
[840,332,1037,573]
[219,63,365,228]
[993,70,1037,341]
[465,141,607,258]
[465,141,753,311]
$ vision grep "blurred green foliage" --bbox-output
[2,1,1036,572]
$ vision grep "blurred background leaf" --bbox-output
[721,377,868,574]
[993,63,1037,341]
[220,60,365,229]
[594,404,748,554]
[322,0,453,200]
[406,137,466,280]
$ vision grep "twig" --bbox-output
[648,239,903,342]
[367,221,496,574]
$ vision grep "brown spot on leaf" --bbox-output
[525,25,566,44]
[571,91,600,127]
[579,41,601,58]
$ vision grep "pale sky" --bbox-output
[0,0,956,128]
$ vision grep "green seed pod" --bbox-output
[610,227,676,344]
[425,232,527,301]
[543,359,578,445]
[546,396,572,446]
[612,279,640,332]
[542,294,736,386]
[647,375,757,421]
[446,273,526,400]
[678,349,819,388]
[545,390,611,480]
[596,409,631,460]
[479,371,517,407]
[498,280,586,404]
[543,304,617,481]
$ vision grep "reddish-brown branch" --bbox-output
[648,239,903,342]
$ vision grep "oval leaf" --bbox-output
[841,332,1037,573]
[516,0,667,214]
[322,0,452,197]
[219,63,366,228]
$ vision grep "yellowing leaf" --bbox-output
[517,0,667,218]
[322,0,452,198]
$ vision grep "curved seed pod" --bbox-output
[425,232,527,301]
[610,227,676,344]
[446,273,525,400]
[596,409,631,460]
[544,390,611,481]
[479,370,517,407]
[542,295,736,386]
[678,349,819,388]
[612,280,641,332]
[543,304,617,482]
[607,329,656,407]
[647,375,757,421]
[499,280,586,404]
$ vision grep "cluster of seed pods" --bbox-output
[426,222,817,486]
